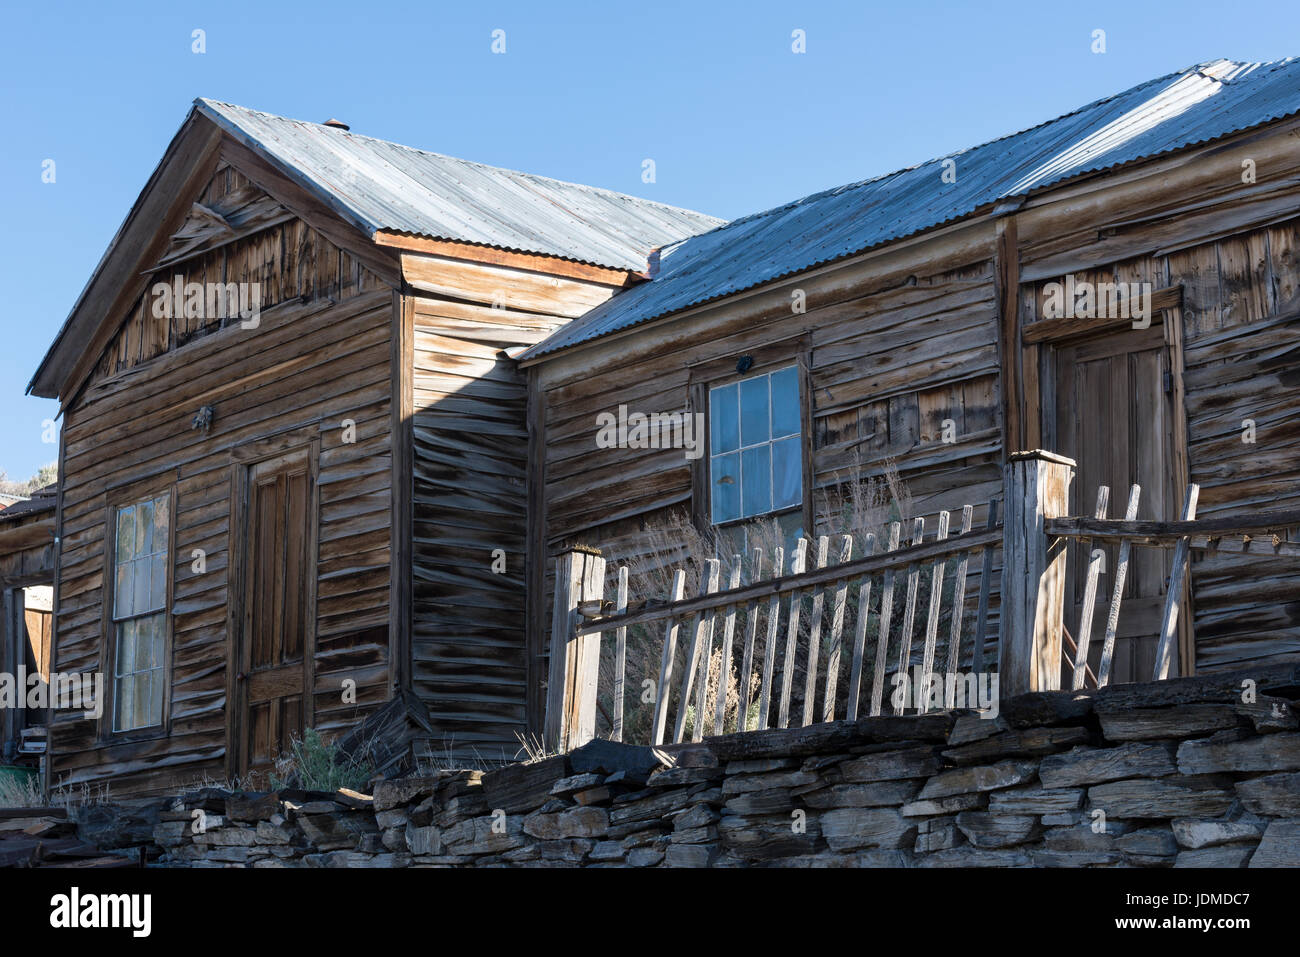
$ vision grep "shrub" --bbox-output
[271,728,374,792]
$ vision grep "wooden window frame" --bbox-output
[97,472,178,744]
[687,333,815,538]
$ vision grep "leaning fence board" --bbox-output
[846,533,877,720]
[1098,485,1141,688]
[673,560,720,744]
[1154,483,1200,681]
[918,511,951,714]
[802,536,831,727]
[778,539,810,729]
[1071,486,1110,691]
[712,558,744,737]
[611,565,629,741]
[971,499,999,676]
[737,547,764,732]
[870,522,903,717]
[944,506,974,708]
[650,569,687,746]
[893,518,926,716]
[757,546,784,731]
[821,535,854,723]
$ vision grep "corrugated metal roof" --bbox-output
[196,99,725,272]
[525,57,1300,360]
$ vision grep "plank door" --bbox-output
[235,450,315,776]
[1045,324,1186,684]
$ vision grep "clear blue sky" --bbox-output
[1,0,1297,481]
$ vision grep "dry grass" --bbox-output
[0,770,44,808]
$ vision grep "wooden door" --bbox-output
[1046,324,1185,684]
[235,450,314,776]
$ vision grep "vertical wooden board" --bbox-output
[893,517,926,713]
[821,535,853,723]
[961,375,998,434]
[801,536,829,727]
[757,546,785,730]
[1166,244,1222,340]
[856,400,889,458]
[888,392,920,455]
[870,522,902,716]
[1154,484,1198,680]
[918,512,949,713]
[1217,233,1272,330]
[713,560,743,735]
[737,547,764,732]
[282,468,308,659]
[1114,254,1159,290]
[1098,485,1141,688]
[777,539,808,729]
[817,407,858,450]
[1131,347,1169,603]
[651,569,687,746]
[1267,218,1300,310]
[846,532,876,720]
[918,384,961,446]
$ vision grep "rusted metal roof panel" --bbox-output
[197,99,724,272]
[526,57,1300,359]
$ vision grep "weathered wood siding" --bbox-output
[529,117,1300,712]
[405,256,616,759]
[530,247,1006,726]
[0,513,56,587]
[1019,224,1300,673]
[50,167,396,794]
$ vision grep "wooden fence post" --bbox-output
[543,546,607,752]
[1000,450,1074,695]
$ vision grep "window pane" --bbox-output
[739,376,770,447]
[148,663,164,725]
[773,436,802,509]
[151,615,166,673]
[116,619,137,677]
[115,674,134,731]
[741,444,771,518]
[150,552,168,611]
[116,506,135,563]
[136,499,153,556]
[132,671,151,730]
[152,495,169,552]
[132,556,151,615]
[709,383,739,455]
[114,562,133,619]
[137,615,156,670]
[771,366,800,438]
[711,452,741,524]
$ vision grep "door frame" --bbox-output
[224,429,320,780]
[1,574,52,761]
[1035,305,1194,679]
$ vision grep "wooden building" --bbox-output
[519,57,1300,715]
[24,99,719,794]
[20,57,1300,793]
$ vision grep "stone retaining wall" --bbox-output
[68,668,1300,867]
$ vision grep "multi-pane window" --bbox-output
[709,365,802,524]
[111,494,169,732]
